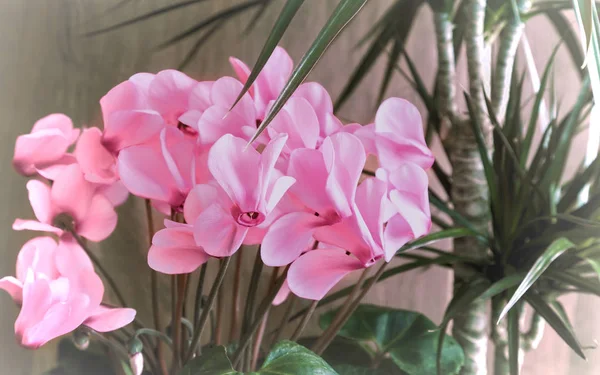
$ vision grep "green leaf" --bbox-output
[253,340,338,375]
[320,305,464,375]
[477,274,524,301]
[525,293,586,359]
[85,0,209,36]
[499,237,575,321]
[178,346,241,375]
[544,269,600,296]
[396,228,476,254]
[428,190,487,240]
[544,9,586,78]
[297,336,373,368]
[229,0,305,111]
[507,306,520,375]
[250,0,368,144]
[331,364,396,375]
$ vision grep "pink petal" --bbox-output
[192,203,247,257]
[261,212,323,267]
[118,143,181,206]
[76,195,118,242]
[54,237,94,277]
[208,134,261,212]
[13,129,71,176]
[196,106,253,146]
[100,80,146,118]
[15,275,54,348]
[383,214,415,261]
[12,219,63,235]
[288,249,364,300]
[210,77,255,122]
[32,113,75,135]
[84,306,136,332]
[148,227,209,274]
[98,181,129,207]
[354,178,387,247]
[26,180,53,224]
[321,133,365,217]
[187,81,215,113]
[272,278,290,306]
[293,82,333,126]
[287,148,331,213]
[36,154,77,180]
[229,57,252,96]
[183,184,221,224]
[387,163,431,238]
[16,237,60,280]
[75,128,117,183]
[148,70,198,125]
[0,277,23,304]
[253,47,293,118]
[160,127,194,193]
[51,164,96,222]
[102,110,165,152]
[265,176,296,213]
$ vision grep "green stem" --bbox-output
[290,300,317,341]
[272,296,297,344]
[172,274,188,370]
[194,263,208,326]
[184,257,232,363]
[230,251,244,342]
[232,267,289,367]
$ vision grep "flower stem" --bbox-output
[183,257,231,363]
[313,264,386,355]
[251,308,271,370]
[144,199,168,375]
[232,266,289,367]
[290,300,317,341]
[272,296,297,344]
[229,251,244,342]
[172,274,188,371]
[194,263,208,325]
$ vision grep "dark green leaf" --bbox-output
[429,190,487,240]
[478,274,524,301]
[297,336,373,368]
[230,0,305,111]
[559,157,600,212]
[330,364,395,375]
[544,270,600,296]
[85,0,209,36]
[396,228,476,254]
[255,340,338,375]
[525,293,586,359]
[544,9,586,79]
[321,305,464,375]
[250,0,368,144]
[157,1,265,50]
[377,37,404,105]
[507,306,520,375]
[500,238,575,321]
[178,346,240,375]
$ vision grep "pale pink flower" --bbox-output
[0,237,135,348]
[75,127,118,184]
[190,134,295,257]
[117,127,198,213]
[13,164,118,242]
[261,132,366,267]
[374,98,434,170]
[13,114,80,176]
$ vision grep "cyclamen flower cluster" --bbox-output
[1,47,432,349]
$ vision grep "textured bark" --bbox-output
[434,10,458,123]
[491,0,529,123]
[450,0,492,374]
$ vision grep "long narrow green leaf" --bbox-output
[156,0,265,50]
[525,292,586,359]
[229,0,305,111]
[464,93,498,201]
[499,237,575,321]
[428,190,487,240]
[559,157,600,212]
[477,274,524,301]
[544,9,586,79]
[250,0,368,144]
[544,270,600,296]
[521,43,560,167]
[507,305,520,375]
[396,228,476,254]
[85,0,209,36]
[377,37,404,105]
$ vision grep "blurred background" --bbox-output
[0,1,597,374]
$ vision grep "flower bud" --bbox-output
[127,336,144,356]
[71,329,90,351]
[129,352,144,375]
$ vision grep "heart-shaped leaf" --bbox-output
[179,346,241,375]
[252,340,338,375]
[320,305,464,375]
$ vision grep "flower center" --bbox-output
[236,211,265,227]
[177,121,198,137]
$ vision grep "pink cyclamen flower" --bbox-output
[118,127,197,213]
[287,178,388,300]
[74,127,118,184]
[261,132,366,267]
[13,114,80,176]
[0,237,135,348]
[374,98,434,171]
[13,164,118,242]
[190,134,295,257]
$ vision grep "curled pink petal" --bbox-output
[84,306,136,332]
[149,226,209,274]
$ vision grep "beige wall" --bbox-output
[0,1,597,374]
